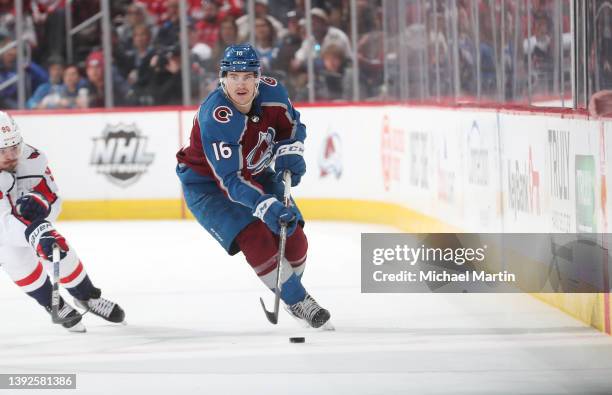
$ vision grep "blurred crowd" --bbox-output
[0,0,610,109]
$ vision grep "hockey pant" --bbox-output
[0,244,96,309]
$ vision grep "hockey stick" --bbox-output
[50,244,75,324]
[260,170,292,324]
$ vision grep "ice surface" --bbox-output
[1,220,612,394]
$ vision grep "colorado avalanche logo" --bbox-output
[260,76,278,86]
[213,106,233,123]
[246,127,276,175]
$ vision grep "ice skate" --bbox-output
[287,293,332,329]
[75,288,125,324]
[46,300,86,333]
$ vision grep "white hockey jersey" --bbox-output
[0,144,62,247]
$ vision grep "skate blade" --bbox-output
[319,321,335,331]
[67,322,87,333]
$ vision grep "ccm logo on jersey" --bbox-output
[213,106,233,123]
[276,141,304,157]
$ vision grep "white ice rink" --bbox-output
[1,220,612,395]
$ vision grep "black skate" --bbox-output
[287,293,332,329]
[46,300,86,333]
[75,288,125,324]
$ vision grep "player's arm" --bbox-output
[273,90,307,186]
[202,131,297,236]
[0,172,30,247]
[202,135,265,209]
[15,151,61,222]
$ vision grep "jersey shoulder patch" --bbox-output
[19,145,48,175]
[257,78,290,107]
[199,89,247,142]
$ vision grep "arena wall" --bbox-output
[10,104,612,334]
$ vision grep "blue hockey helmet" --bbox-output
[219,44,260,75]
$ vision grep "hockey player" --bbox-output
[0,112,125,332]
[176,44,331,328]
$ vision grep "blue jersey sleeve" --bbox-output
[258,79,306,143]
[198,97,264,210]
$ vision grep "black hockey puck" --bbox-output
[289,337,305,343]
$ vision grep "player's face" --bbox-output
[0,143,22,171]
[225,71,258,107]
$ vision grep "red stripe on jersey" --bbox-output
[15,262,43,287]
[31,193,50,210]
[33,177,58,205]
[60,261,83,284]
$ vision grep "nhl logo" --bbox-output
[90,123,155,187]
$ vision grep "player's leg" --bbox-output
[180,180,310,304]
[236,221,331,328]
[258,171,331,327]
[235,220,308,303]
[284,224,308,278]
[0,246,84,332]
[54,245,125,323]
[258,169,307,277]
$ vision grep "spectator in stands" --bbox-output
[125,24,156,88]
[426,8,450,95]
[81,50,127,107]
[191,14,238,98]
[70,0,101,63]
[116,2,157,53]
[291,8,351,73]
[30,0,66,64]
[478,7,497,95]
[357,8,384,98]
[312,43,354,101]
[0,0,38,51]
[524,13,553,92]
[254,16,278,72]
[193,0,221,48]
[55,64,88,109]
[210,15,239,67]
[356,0,376,35]
[0,36,48,109]
[267,0,294,26]
[236,0,284,42]
[26,55,64,109]
[274,10,301,80]
[32,63,88,109]
[457,4,476,95]
[155,0,181,49]
[148,45,183,105]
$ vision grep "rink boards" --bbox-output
[10,104,612,334]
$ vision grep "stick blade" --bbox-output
[259,297,278,324]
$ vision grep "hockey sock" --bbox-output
[285,225,308,277]
[279,272,307,305]
[65,275,97,301]
[26,277,53,309]
[237,221,309,299]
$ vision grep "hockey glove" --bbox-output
[253,194,297,236]
[16,192,51,221]
[274,139,305,186]
[25,220,69,261]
